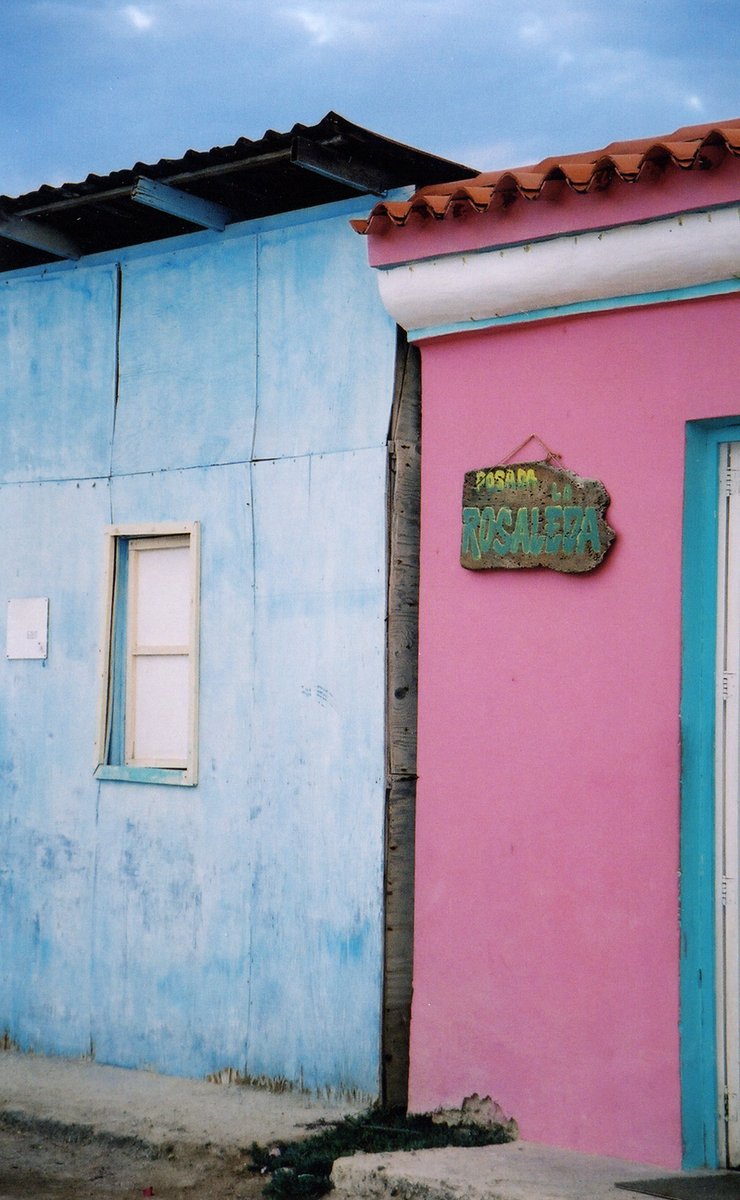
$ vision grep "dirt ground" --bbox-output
[0,1124,266,1200]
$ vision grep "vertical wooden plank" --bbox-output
[383,335,421,1107]
[254,212,397,460]
[114,239,258,474]
[0,265,118,483]
[0,477,111,1056]
[248,448,388,1096]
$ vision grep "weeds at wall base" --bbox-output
[250,1106,516,1200]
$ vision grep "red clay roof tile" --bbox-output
[354,119,740,233]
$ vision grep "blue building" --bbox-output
[0,115,470,1100]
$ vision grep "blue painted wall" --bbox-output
[0,197,398,1096]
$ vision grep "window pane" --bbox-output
[129,654,189,764]
[133,545,190,647]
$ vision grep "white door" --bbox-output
[716,441,740,1166]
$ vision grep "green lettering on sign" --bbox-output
[460,461,615,574]
[462,507,481,560]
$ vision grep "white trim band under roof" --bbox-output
[374,204,740,338]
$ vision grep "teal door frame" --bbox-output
[681,417,740,1168]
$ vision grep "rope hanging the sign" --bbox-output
[500,434,564,467]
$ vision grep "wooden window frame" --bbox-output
[95,522,200,787]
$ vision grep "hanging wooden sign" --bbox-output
[461,460,615,573]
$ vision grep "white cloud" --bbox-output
[515,3,589,49]
[287,8,334,44]
[519,17,548,44]
[281,6,372,47]
[509,4,596,77]
[574,43,711,123]
[510,3,721,129]
[122,4,155,31]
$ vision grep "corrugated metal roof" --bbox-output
[0,112,476,273]
[353,119,740,234]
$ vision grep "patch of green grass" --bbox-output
[250,1107,513,1200]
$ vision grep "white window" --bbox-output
[95,523,200,786]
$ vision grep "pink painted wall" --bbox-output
[409,293,739,1167]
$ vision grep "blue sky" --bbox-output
[1,0,738,197]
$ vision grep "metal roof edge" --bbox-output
[1,111,475,215]
[0,113,476,274]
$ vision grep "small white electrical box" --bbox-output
[6,598,49,660]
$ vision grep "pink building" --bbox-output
[357,121,740,1170]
